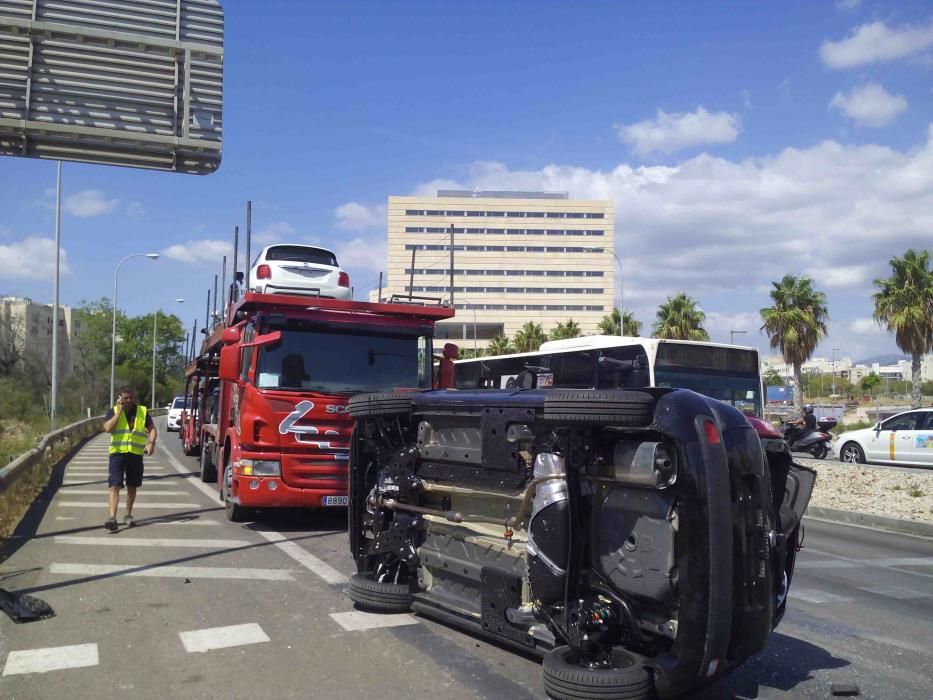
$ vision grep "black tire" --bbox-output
[543,646,653,700]
[809,443,828,460]
[349,392,412,418]
[223,465,248,522]
[347,573,412,613]
[200,444,216,482]
[840,442,865,464]
[543,390,654,427]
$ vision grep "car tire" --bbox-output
[348,392,413,419]
[200,444,216,483]
[224,465,247,522]
[840,442,865,464]
[347,573,412,613]
[542,390,654,427]
[543,646,653,700]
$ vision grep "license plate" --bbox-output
[322,496,348,506]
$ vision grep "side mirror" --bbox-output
[219,344,240,382]
[221,327,240,345]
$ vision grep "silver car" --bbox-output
[248,244,351,299]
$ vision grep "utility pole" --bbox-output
[730,329,747,345]
[50,161,62,428]
[449,224,455,307]
[831,347,839,397]
[378,272,383,303]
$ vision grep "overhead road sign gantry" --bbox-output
[0,0,224,175]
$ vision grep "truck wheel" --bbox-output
[200,445,216,483]
[348,392,412,418]
[347,573,412,613]
[543,646,652,700]
[223,465,248,522]
[542,390,654,427]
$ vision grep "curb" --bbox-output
[805,506,933,538]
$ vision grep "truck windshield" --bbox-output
[256,328,430,393]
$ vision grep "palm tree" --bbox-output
[653,294,710,341]
[873,249,933,409]
[760,275,829,411]
[550,319,582,340]
[598,308,642,336]
[512,322,548,353]
[486,334,513,356]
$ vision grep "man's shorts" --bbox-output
[108,452,144,488]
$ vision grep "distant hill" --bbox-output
[856,354,909,366]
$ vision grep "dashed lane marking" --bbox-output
[54,535,250,548]
[796,557,933,570]
[329,611,419,631]
[161,446,350,585]
[791,589,854,604]
[57,502,200,509]
[179,623,271,653]
[59,489,187,496]
[860,585,932,599]
[2,643,99,676]
[49,563,293,581]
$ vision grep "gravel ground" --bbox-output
[795,456,933,522]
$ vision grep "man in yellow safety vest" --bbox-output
[102,385,157,531]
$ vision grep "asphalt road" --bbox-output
[1,418,931,699]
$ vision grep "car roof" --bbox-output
[260,243,338,257]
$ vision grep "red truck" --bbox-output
[181,291,454,521]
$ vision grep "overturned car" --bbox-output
[347,388,814,699]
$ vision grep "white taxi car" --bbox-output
[835,408,933,467]
[166,395,188,432]
[248,244,351,299]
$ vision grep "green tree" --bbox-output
[763,369,784,386]
[760,275,829,411]
[512,322,547,353]
[598,308,642,336]
[550,319,582,340]
[457,348,485,360]
[652,294,709,341]
[872,249,933,409]
[861,372,882,398]
[486,334,514,356]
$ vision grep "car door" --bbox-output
[866,412,920,464]
[905,411,933,466]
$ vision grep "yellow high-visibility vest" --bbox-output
[109,405,149,455]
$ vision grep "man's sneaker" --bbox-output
[124,514,136,528]
[105,518,118,532]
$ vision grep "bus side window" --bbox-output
[597,347,650,389]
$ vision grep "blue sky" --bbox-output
[1,0,931,361]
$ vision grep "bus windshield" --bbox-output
[257,328,431,394]
[654,368,761,415]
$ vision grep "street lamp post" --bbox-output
[730,329,747,345]
[151,298,184,409]
[610,251,624,334]
[831,347,840,397]
[110,253,159,404]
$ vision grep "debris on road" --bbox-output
[0,587,55,623]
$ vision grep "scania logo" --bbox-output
[278,400,317,435]
[325,404,350,414]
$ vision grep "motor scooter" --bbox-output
[781,419,834,459]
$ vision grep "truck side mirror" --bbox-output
[221,327,240,344]
[219,344,240,382]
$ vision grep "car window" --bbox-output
[881,413,919,431]
[172,397,186,409]
[918,411,933,430]
[265,246,338,266]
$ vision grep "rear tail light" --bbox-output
[338,271,350,288]
[703,419,721,445]
[257,264,271,279]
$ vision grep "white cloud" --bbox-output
[254,221,298,247]
[0,237,68,280]
[334,202,385,231]
[615,106,741,156]
[63,189,118,217]
[804,264,871,289]
[125,201,145,218]
[835,0,861,10]
[849,318,883,335]
[704,311,763,342]
[829,83,908,127]
[820,21,933,68]
[161,239,232,265]
[334,236,388,273]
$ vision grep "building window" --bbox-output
[586,213,605,219]
[405,209,424,216]
[506,211,524,218]
[566,212,585,219]
[466,211,484,217]
[445,210,465,216]
[487,211,505,217]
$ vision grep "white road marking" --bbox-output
[2,643,99,676]
[791,588,854,604]
[161,447,349,585]
[58,502,200,509]
[179,623,271,653]
[49,563,293,581]
[54,535,249,548]
[256,530,348,584]
[860,585,932,599]
[60,489,186,496]
[796,556,933,570]
[329,611,419,631]
[55,516,76,521]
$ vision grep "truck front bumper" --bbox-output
[230,474,347,508]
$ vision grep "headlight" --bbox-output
[237,459,281,476]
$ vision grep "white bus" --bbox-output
[454,335,763,417]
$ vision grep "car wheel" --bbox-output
[810,443,828,460]
[542,390,654,427]
[200,444,216,483]
[347,573,412,613]
[542,646,652,700]
[224,465,247,522]
[348,392,413,419]
[840,442,865,464]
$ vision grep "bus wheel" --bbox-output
[542,389,655,427]
[348,392,413,418]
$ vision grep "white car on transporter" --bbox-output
[248,244,351,299]
[835,408,933,468]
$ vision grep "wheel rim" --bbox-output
[843,446,859,463]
